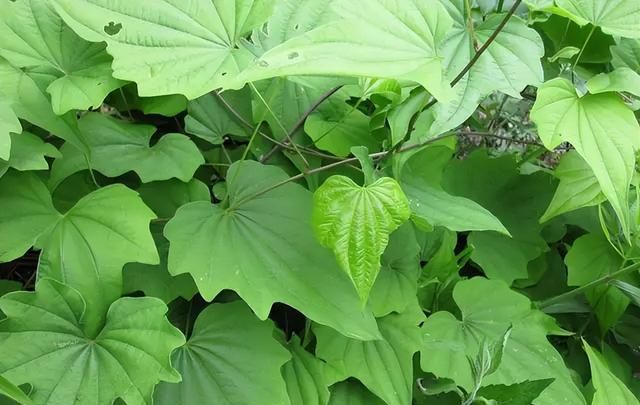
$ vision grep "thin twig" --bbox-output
[260,85,343,163]
[392,0,523,154]
[462,131,544,147]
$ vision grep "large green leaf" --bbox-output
[0,0,123,114]
[427,0,544,136]
[50,113,203,187]
[0,60,85,153]
[555,0,640,38]
[421,278,586,405]
[0,279,184,405]
[0,101,20,161]
[584,341,640,405]
[565,234,628,332]
[155,301,290,405]
[282,336,330,405]
[185,90,251,145]
[0,132,60,178]
[165,161,379,340]
[314,312,423,405]
[50,0,275,98]
[531,78,640,238]
[312,175,411,301]
[236,0,454,102]
[0,171,158,334]
[541,151,604,223]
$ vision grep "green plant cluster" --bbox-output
[1,0,640,404]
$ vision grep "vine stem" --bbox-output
[536,261,640,310]
[391,0,523,155]
[260,85,343,163]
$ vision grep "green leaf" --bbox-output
[0,0,124,114]
[611,38,640,72]
[351,146,376,186]
[282,336,330,405]
[185,90,251,145]
[108,84,188,117]
[123,224,197,304]
[0,132,60,178]
[555,0,640,38]
[155,301,290,405]
[0,60,85,153]
[137,179,211,219]
[0,279,184,405]
[50,113,203,187]
[421,278,586,405]
[476,379,555,405]
[531,78,640,238]
[0,376,32,405]
[548,46,581,62]
[237,0,455,102]
[0,171,159,334]
[314,312,423,405]
[328,381,385,405]
[50,0,276,98]
[583,341,640,405]
[369,224,420,317]
[312,175,411,301]
[0,101,20,161]
[305,98,379,158]
[611,280,640,309]
[165,161,379,340]
[587,67,640,97]
[541,151,604,223]
[427,0,544,136]
[565,234,628,332]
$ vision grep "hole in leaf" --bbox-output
[103,21,122,36]
[288,51,299,60]
[221,72,227,76]
[293,23,299,30]
[257,60,269,67]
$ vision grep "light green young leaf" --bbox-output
[565,234,628,332]
[555,0,640,38]
[314,312,423,405]
[0,279,184,405]
[0,60,85,153]
[421,278,586,405]
[0,101,20,161]
[185,90,251,145]
[531,78,640,238]
[312,175,411,302]
[350,146,376,186]
[237,0,454,102]
[428,0,544,137]
[587,67,640,97]
[0,0,124,114]
[583,341,640,405]
[50,113,203,187]
[541,151,605,223]
[548,46,581,62]
[282,336,330,405]
[50,0,276,98]
[155,301,290,405]
[0,132,60,178]
[165,161,379,340]
[0,171,159,335]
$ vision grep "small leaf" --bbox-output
[312,175,410,301]
[583,341,640,405]
[0,279,184,405]
[0,132,60,178]
[548,46,580,62]
[587,68,640,97]
[350,146,375,185]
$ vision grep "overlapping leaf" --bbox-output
[282,336,330,405]
[155,301,290,405]
[0,132,60,178]
[0,279,184,405]
[0,101,20,161]
[165,161,379,339]
[556,0,640,38]
[50,0,276,98]
[531,78,640,237]
[312,176,411,301]
[584,341,640,405]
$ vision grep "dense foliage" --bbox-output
[1,0,640,404]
